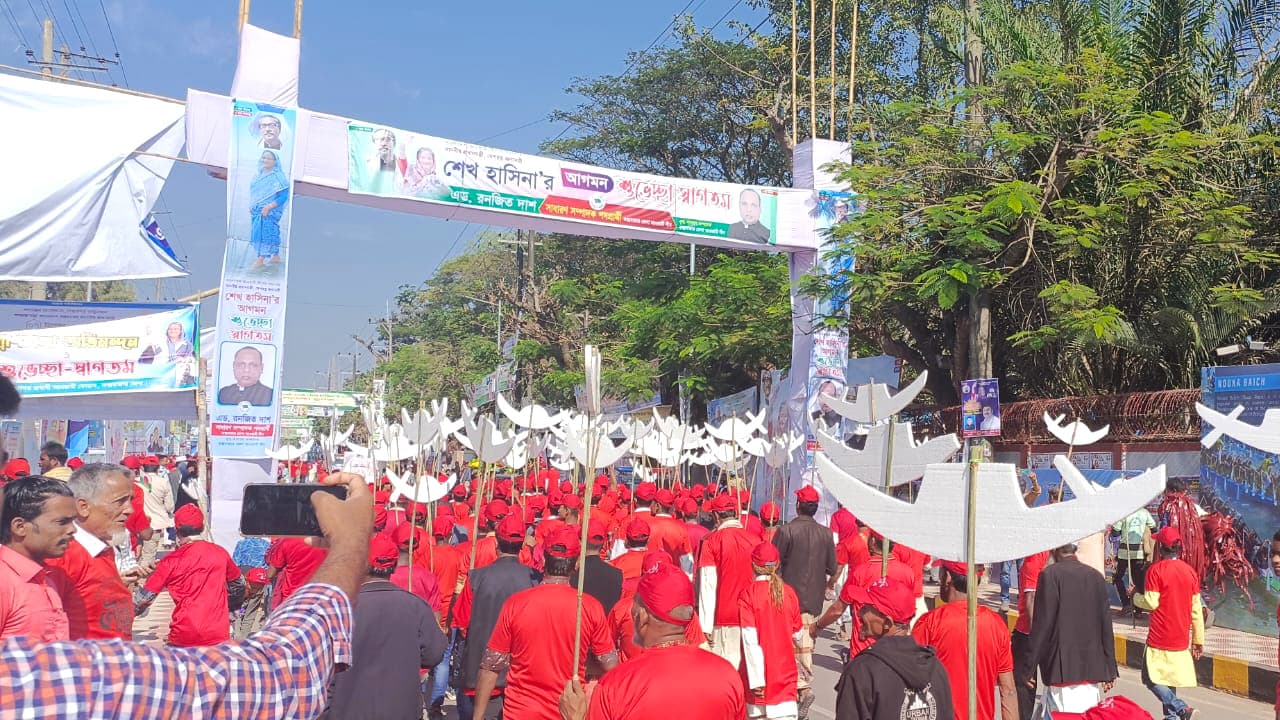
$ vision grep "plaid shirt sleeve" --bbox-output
[0,583,352,719]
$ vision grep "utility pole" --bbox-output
[28,20,54,303]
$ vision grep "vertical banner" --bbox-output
[787,139,855,520]
[209,101,295,458]
[960,378,1001,437]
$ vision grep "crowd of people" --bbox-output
[0,444,1260,720]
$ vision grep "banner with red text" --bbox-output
[209,100,296,458]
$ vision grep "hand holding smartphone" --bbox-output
[239,483,348,537]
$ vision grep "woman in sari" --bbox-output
[399,147,450,200]
[250,150,289,268]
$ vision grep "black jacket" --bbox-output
[772,515,838,616]
[323,581,446,720]
[457,555,541,689]
[583,555,622,614]
[1028,556,1119,685]
[836,635,954,720]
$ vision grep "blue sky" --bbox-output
[0,0,769,388]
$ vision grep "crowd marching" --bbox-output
[0,439,1264,720]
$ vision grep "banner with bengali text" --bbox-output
[0,306,199,397]
[347,124,816,250]
[210,100,296,458]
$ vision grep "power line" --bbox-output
[0,0,31,47]
[94,0,125,86]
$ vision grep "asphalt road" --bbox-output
[805,628,1272,719]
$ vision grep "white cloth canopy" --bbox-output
[0,72,187,281]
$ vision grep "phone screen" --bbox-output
[239,483,347,537]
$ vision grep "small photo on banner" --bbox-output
[211,99,295,459]
[961,378,1001,437]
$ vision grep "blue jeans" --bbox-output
[430,632,453,707]
[995,558,1022,601]
[1142,653,1189,720]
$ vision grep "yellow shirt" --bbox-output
[44,466,72,481]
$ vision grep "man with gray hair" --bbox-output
[362,127,398,194]
[46,463,150,640]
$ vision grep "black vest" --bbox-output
[459,555,541,689]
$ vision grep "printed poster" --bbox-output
[707,386,759,426]
[0,306,199,396]
[210,100,296,458]
[961,378,1002,437]
[347,123,811,250]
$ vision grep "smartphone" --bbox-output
[239,483,347,537]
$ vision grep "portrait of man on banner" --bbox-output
[217,343,275,408]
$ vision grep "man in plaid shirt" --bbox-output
[0,472,373,720]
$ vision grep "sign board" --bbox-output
[961,378,1001,437]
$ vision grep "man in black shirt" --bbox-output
[582,518,622,617]
[772,484,837,717]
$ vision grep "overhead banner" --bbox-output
[347,124,816,250]
[707,386,760,425]
[210,100,297,458]
[0,306,199,397]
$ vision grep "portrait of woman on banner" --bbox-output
[165,321,194,362]
[399,145,450,200]
[250,149,290,269]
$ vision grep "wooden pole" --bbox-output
[238,0,250,30]
[571,421,601,674]
[828,0,837,140]
[293,0,303,38]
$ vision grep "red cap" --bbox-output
[752,542,780,566]
[618,486,632,502]
[626,518,651,542]
[795,485,821,503]
[691,485,706,500]
[760,501,781,523]
[846,577,916,624]
[933,559,984,579]
[496,514,526,543]
[641,549,675,572]
[451,484,468,499]
[246,567,270,584]
[392,522,426,550]
[526,495,547,512]
[66,457,84,470]
[432,515,455,539]
[700,499,713,514]
[676,497,698,519]
[2,459,31,478]
[561,494,583,511]
[655,488,676,507]
[121,456,141,470]
[587,518,609,545]
[1153,526,1181,547]
[634,482,657,503]
[143,455,159,466]
[710,493,736,513]
[559,480,574,494]
[597,494,617,514]
[173,504,204,528]
[369,535,399,570]
[545,527,581,559]
[484,500,510,524]
[637,562,694,626]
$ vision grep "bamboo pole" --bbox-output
[965,437,980,720]
[293,0,303,38]
[809,0,818,140]
[790,0,799,145]
[238,0,250,31]
[847,0,859,132]
[571,419,603,674]
[829,0,837,140]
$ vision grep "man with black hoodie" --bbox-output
[835,577,954,720]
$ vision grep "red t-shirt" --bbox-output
[739,512,765,541]
[686,522,710,559]
[143,540,241,646]
[836,532,870,570]
[840,556,915,657]
[608,595,705,660]
[487,583,615,720]
[1144,558,1199,650]
[265,538,327,610]
[829,508,858,542]
[648,515,692,560]
[698,524,759,627]
[610,549,646,593]
[416,541,461,600]
[588,644,747,719]
[739,579,803,709]
[390,564,443,613]
[890,544,929,598]
[46,537,133,640]
[1015,551,1051,635]
[912,600,1014,720]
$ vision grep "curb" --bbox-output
[922,595,1277,704]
